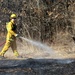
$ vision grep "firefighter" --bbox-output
[0,14,21,58]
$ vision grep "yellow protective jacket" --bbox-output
[6,21,17,41]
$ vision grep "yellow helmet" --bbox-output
[10,14,17,19]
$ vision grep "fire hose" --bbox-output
[0,41,6,47]
[0,36,23,47]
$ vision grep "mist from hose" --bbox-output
[20,37,62,59]
[19,37,75,63]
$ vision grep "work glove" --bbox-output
[15,34,19,37]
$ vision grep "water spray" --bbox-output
[18,37,74,64]
[19,36,62,59]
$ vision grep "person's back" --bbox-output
[6,21,17,42]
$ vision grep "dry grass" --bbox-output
[51,31,75,58]
[0,32,75,59]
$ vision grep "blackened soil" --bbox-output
[0,58,75,75]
